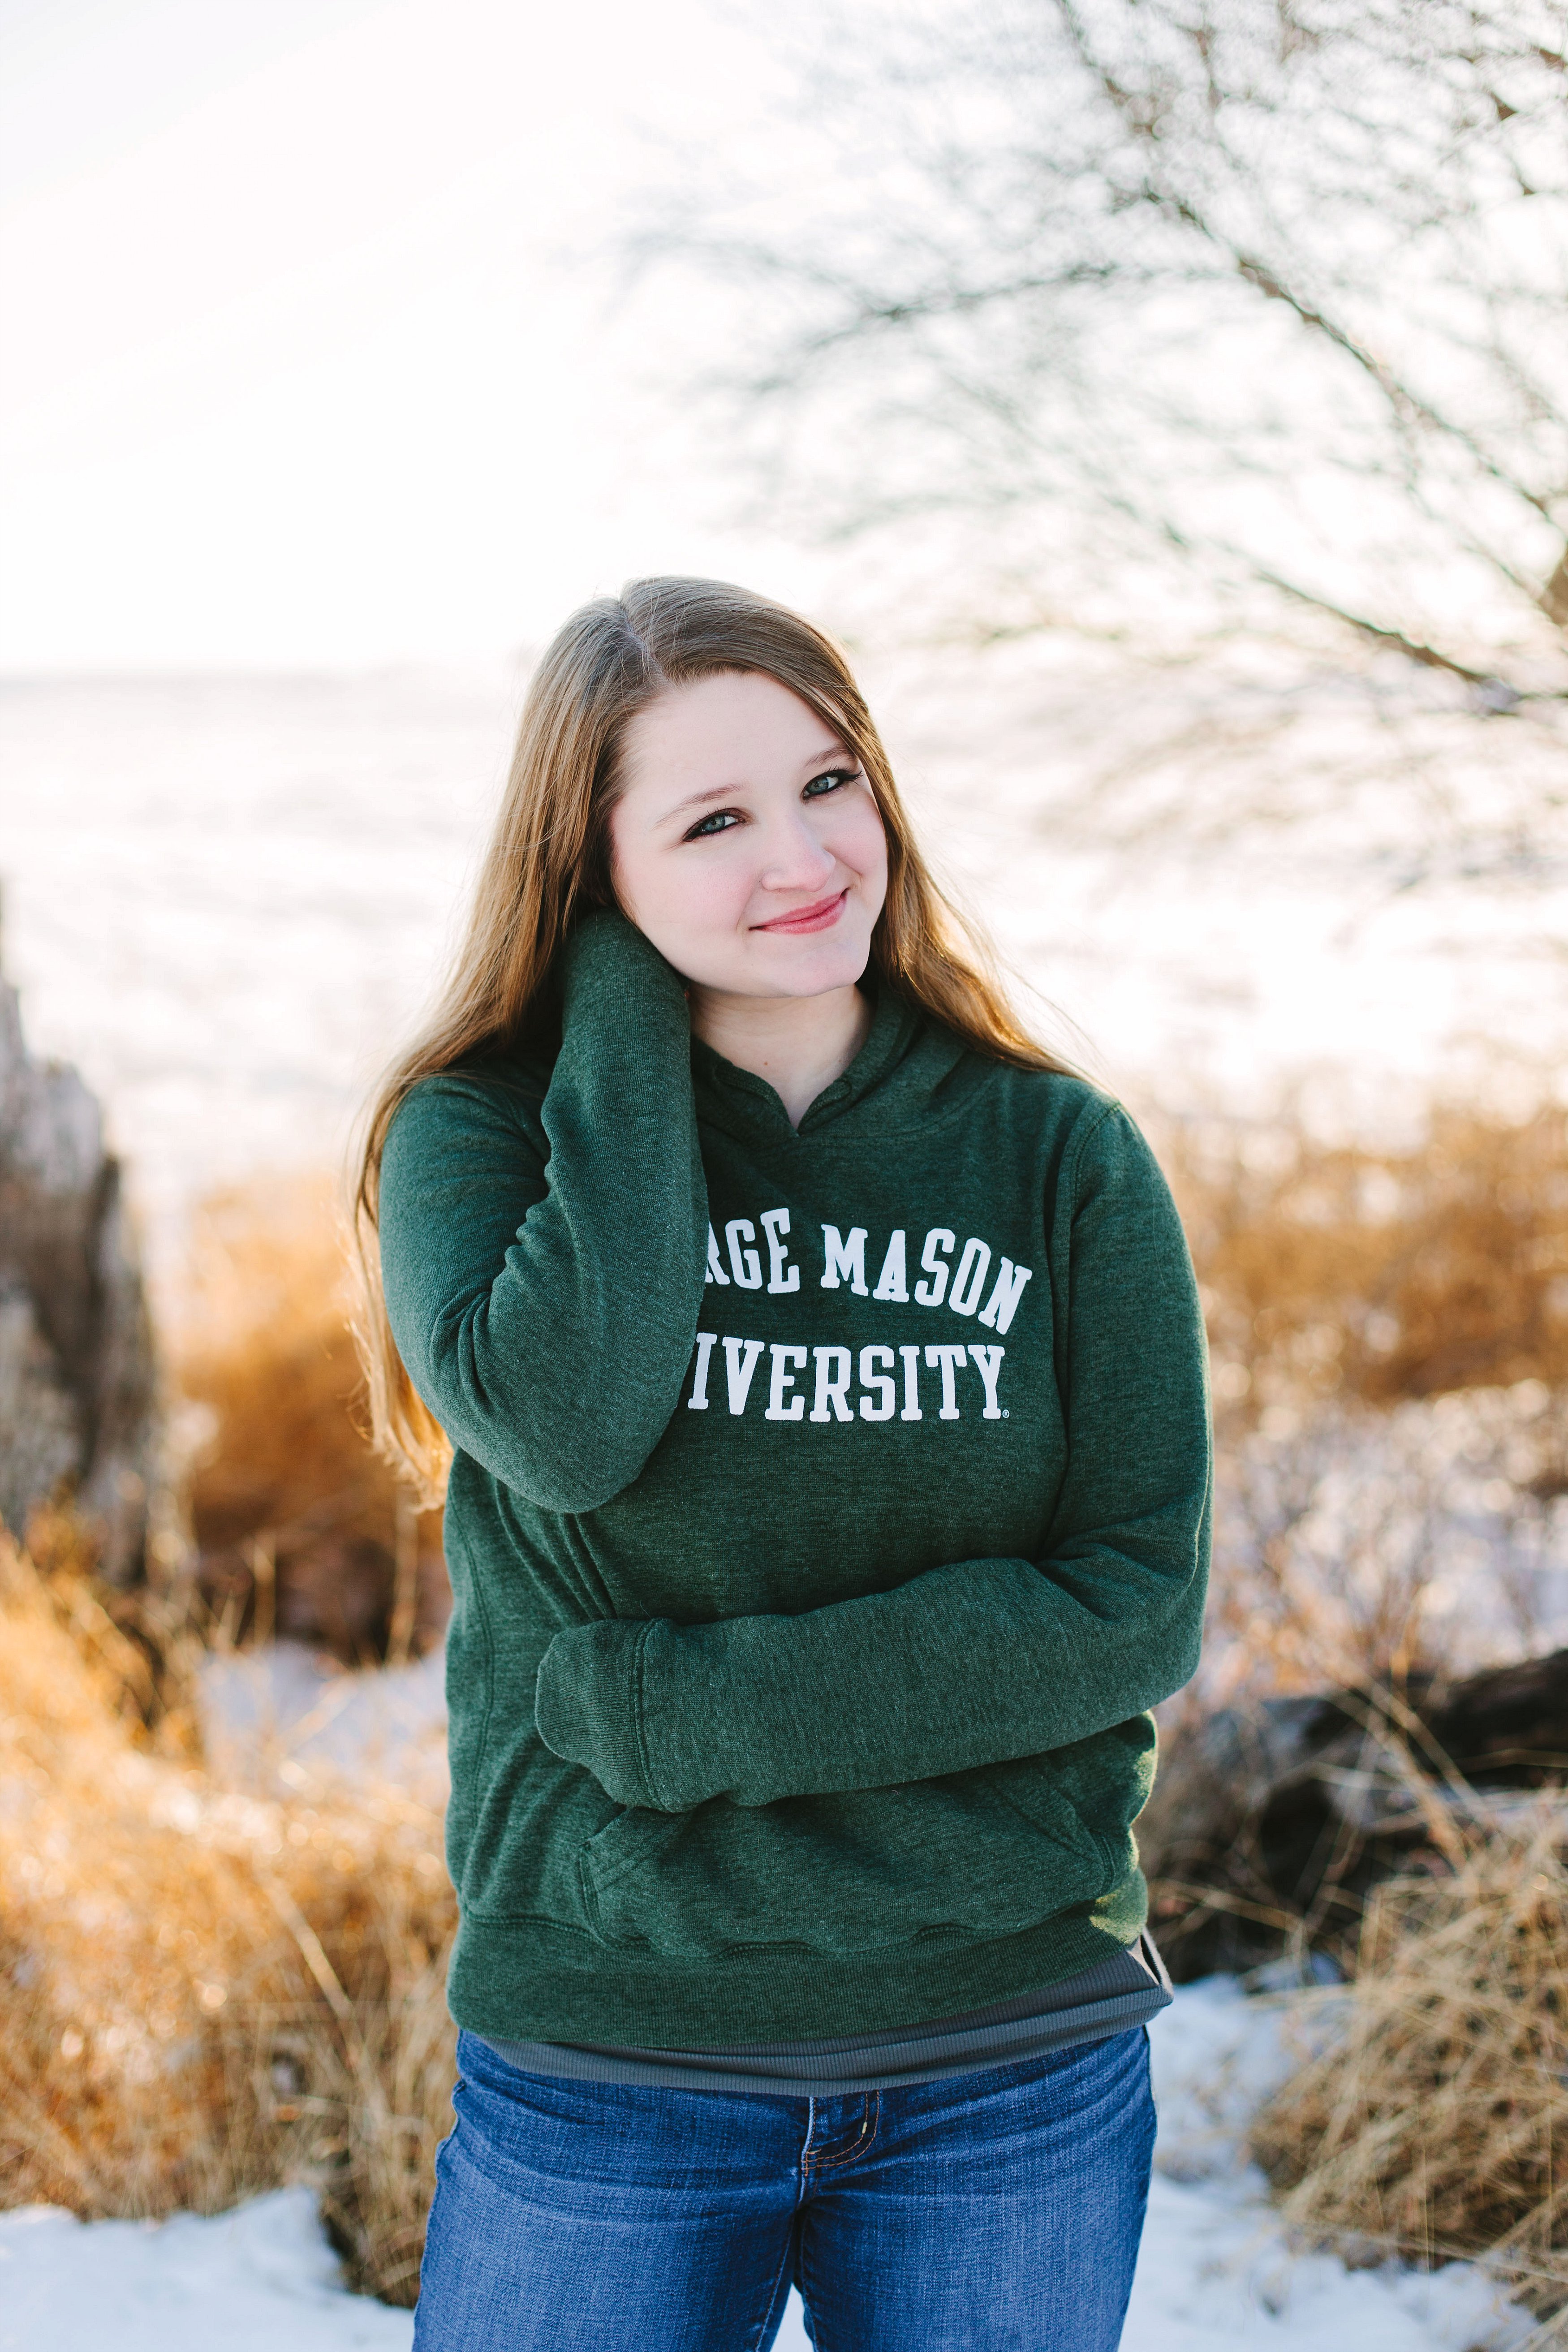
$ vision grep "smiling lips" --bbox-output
[754,889,849,935]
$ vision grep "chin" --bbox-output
[746,930,873,999]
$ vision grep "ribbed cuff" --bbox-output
[534,1619,662,1811]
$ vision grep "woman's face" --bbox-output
[608,670,889,1001]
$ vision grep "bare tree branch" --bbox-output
[1252,571,1531,697]
[641,0,1568,710]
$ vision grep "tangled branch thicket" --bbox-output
[663,0,1568,690]
[646,0,1568,909]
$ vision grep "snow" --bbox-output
[198,1640,448,1797]
[0,2189,409,2350]
[1129,2184,1535,2352]
[1,667,1563,1298]
[0,1978,1533,2352]
[1130,1979,1534,2351]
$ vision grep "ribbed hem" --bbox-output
[447,1873,1150,2049]
[474,1933,1171,2095]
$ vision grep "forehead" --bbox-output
[618,670,838,801]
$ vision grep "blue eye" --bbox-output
[683,809,741,841]
[803,767,860,799]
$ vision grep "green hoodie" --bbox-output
[379,913,1211,2048]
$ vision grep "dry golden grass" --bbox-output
[1146,1096,1568,2313]
[168,1103,1568,1658]
[19,1498,207,1752]
[177,1179,382,1555]
[4,1094,1562,2307]
[1159,1098,1568,1708]
[174,1179,444,1660]
[0,1526,455,2304]
[1252,1804,1568,2321]
[1170,1100,1568,1423]
[168,1103,1568,1661]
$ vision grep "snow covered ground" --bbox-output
[0,1977,1534,2352]
[0,2193,408,2351]
[1,666,1552,2344]
[198,1640,450,1800]
[1,664,1563,1299]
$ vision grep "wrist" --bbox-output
[535,1618,661,1811]
[559,910,690,1033]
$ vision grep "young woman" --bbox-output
[358,577,1210,2350]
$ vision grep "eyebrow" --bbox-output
[660,743,855,822]
[664,783,747,817]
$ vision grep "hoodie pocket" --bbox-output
[577,1739,1142,1960]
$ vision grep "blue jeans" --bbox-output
[413,2025,1155,2350]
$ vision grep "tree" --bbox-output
[646,0,1567,861]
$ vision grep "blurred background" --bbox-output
[1,1,1566,2338]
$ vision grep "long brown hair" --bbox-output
[353,575,1068,1499]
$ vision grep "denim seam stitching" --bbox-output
[796,2240,834,2352]
[804,2090,880,2173]
[746,2227,797,2352]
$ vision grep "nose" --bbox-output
[758,809,837,894]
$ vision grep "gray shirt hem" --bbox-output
[474,1933,1172,2097]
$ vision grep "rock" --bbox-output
[1142,1651,1568,1980]
[1427,1649,1568,1781]
[0,924,156,1579]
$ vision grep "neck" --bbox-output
[689,982,873,1128]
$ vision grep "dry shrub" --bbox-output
[18,1496,205,1753]
[1142,1656,1568,1984]
[1202,1381,1568,1699]
[1155,1094,1568,1711]
[175,1179,445,1662]
[0,1526,456,2305]
[12,1103,1562,2304]
[1252,1806,1568,2320]
[1170,1101,1568,1423]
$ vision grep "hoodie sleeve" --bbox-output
[379,912,709,1513]
[534,1101,1212,1809]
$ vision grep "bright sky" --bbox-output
[0,0,829,670]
